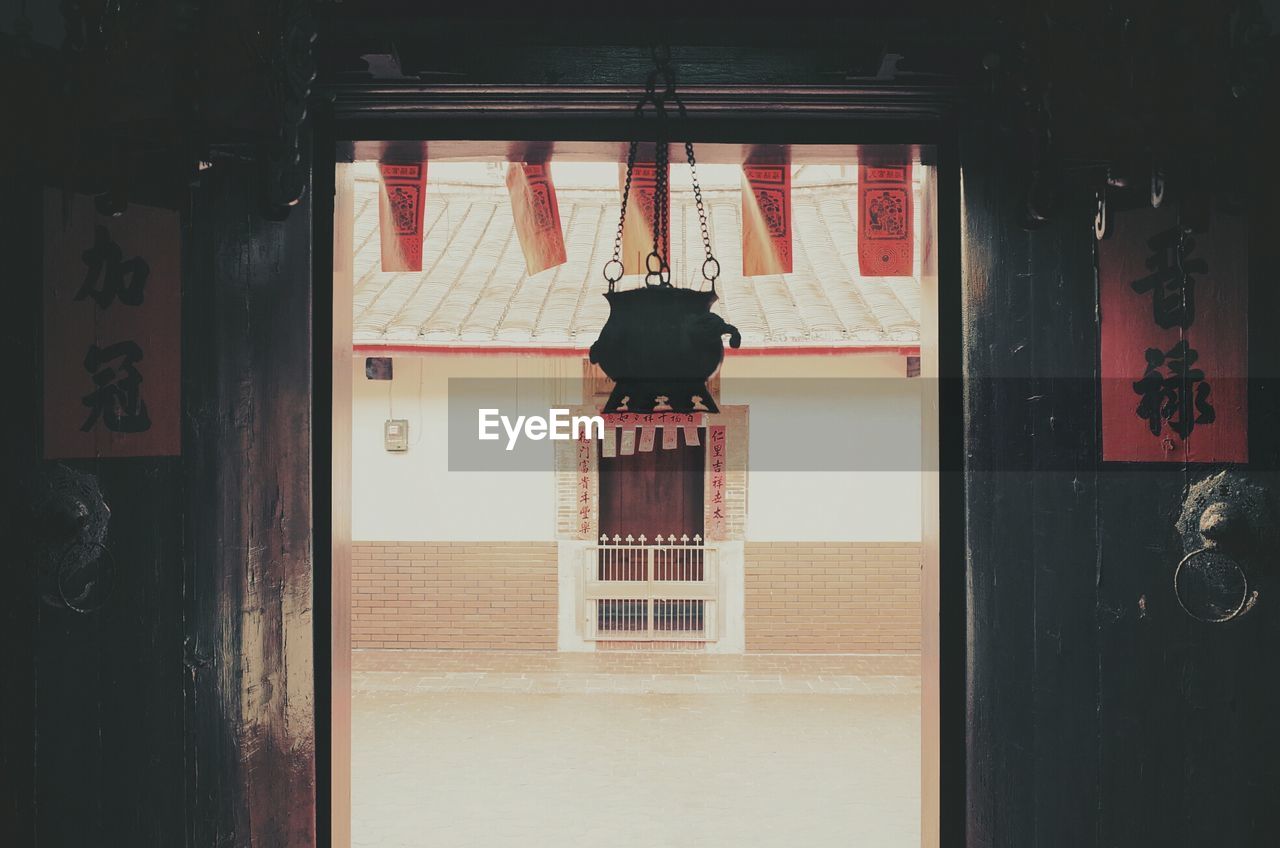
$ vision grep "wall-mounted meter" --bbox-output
[384,419,409,451]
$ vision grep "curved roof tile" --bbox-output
[352,177,921,348]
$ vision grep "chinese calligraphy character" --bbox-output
[1133,340,1215,439]
[80,341,152,433]
[77,225,149,308]
[1130,227,1206,330]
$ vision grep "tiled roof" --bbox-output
[351,175,921,348]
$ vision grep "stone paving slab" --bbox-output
[354,648,921,677]
[354,690,921,848]
[355,669,919,695]
[353,650,921,847]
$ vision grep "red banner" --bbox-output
[1099,206,1248,462]
[619,163,670,275]
[708,425,727,540]
[603,412,703,428]
[576,435,593,539]
[742,164,793,276]
[378,161,428,272]
[506,162,567,275]
[43,190,181,458]
[858,163,914,277]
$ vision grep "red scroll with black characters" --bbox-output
[858,163,914,277]
[742,164,793,276]
[1099,206,1247,463]
[506,162,567,275]
[43,190,181,458]
[619,162,670,275]
[378,161,429,272]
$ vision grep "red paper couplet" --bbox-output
[619,162,670,275]
[378,161,428,272]
[1099,206,1248,463]
[708,425,727,540]
[576,436,593,539]
[742,164,793,276]
[603,412,700,428]
[506,162,568,275]
[858,163,914,277]
[43,190,182,458]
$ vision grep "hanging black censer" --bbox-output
[589,51,740,414]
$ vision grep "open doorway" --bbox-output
[330,139,941,847]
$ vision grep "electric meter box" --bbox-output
[384,419,409,451]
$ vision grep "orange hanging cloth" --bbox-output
[619,162,670,275]
[857,163,913,277]
[377,161,429,272]
[741,164,793,276]
[506,162,568,275]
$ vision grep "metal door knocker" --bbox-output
[1173,471,1275,623]
[23,463,115,614]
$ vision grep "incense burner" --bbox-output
[589,286,741,413]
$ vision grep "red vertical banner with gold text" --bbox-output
[619,162,670,275]
[378,161,428,272]
[43,190,181,458]
[1099,206,1247,462]
[506,162,567,275]
[858,163,914,277]
[708,425,727,540]
[742,163,793,276]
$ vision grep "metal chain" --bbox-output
[649,125,671,287]
[605,137,641,292]
[672,87,719,290]
[683,139,718,290]
[605,45,720,292]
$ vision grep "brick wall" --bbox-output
[352,542,558,650]
[745,542,922,653]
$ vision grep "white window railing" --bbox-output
[581,534,719,642]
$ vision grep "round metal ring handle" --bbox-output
[1150,168,1166,208]
[603,259,625,286]
[701,257,720,283]
[56,542,116,615]
[1173,547,1258,624]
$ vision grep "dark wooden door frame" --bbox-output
[310,87,967,848]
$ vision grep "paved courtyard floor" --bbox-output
[353,650,921,848]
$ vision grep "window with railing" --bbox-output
[583,534,718,641]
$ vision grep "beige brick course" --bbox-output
[351,541,558,650]
[355,539,921,655]
[745,541,922,654]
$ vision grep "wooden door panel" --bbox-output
[965,124,1280,847]
[598,429,705,542]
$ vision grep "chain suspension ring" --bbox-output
[605,46,720,293]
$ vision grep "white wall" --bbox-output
[351,353,921,542]
[351,355,577,541]
[721,354,922,542]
